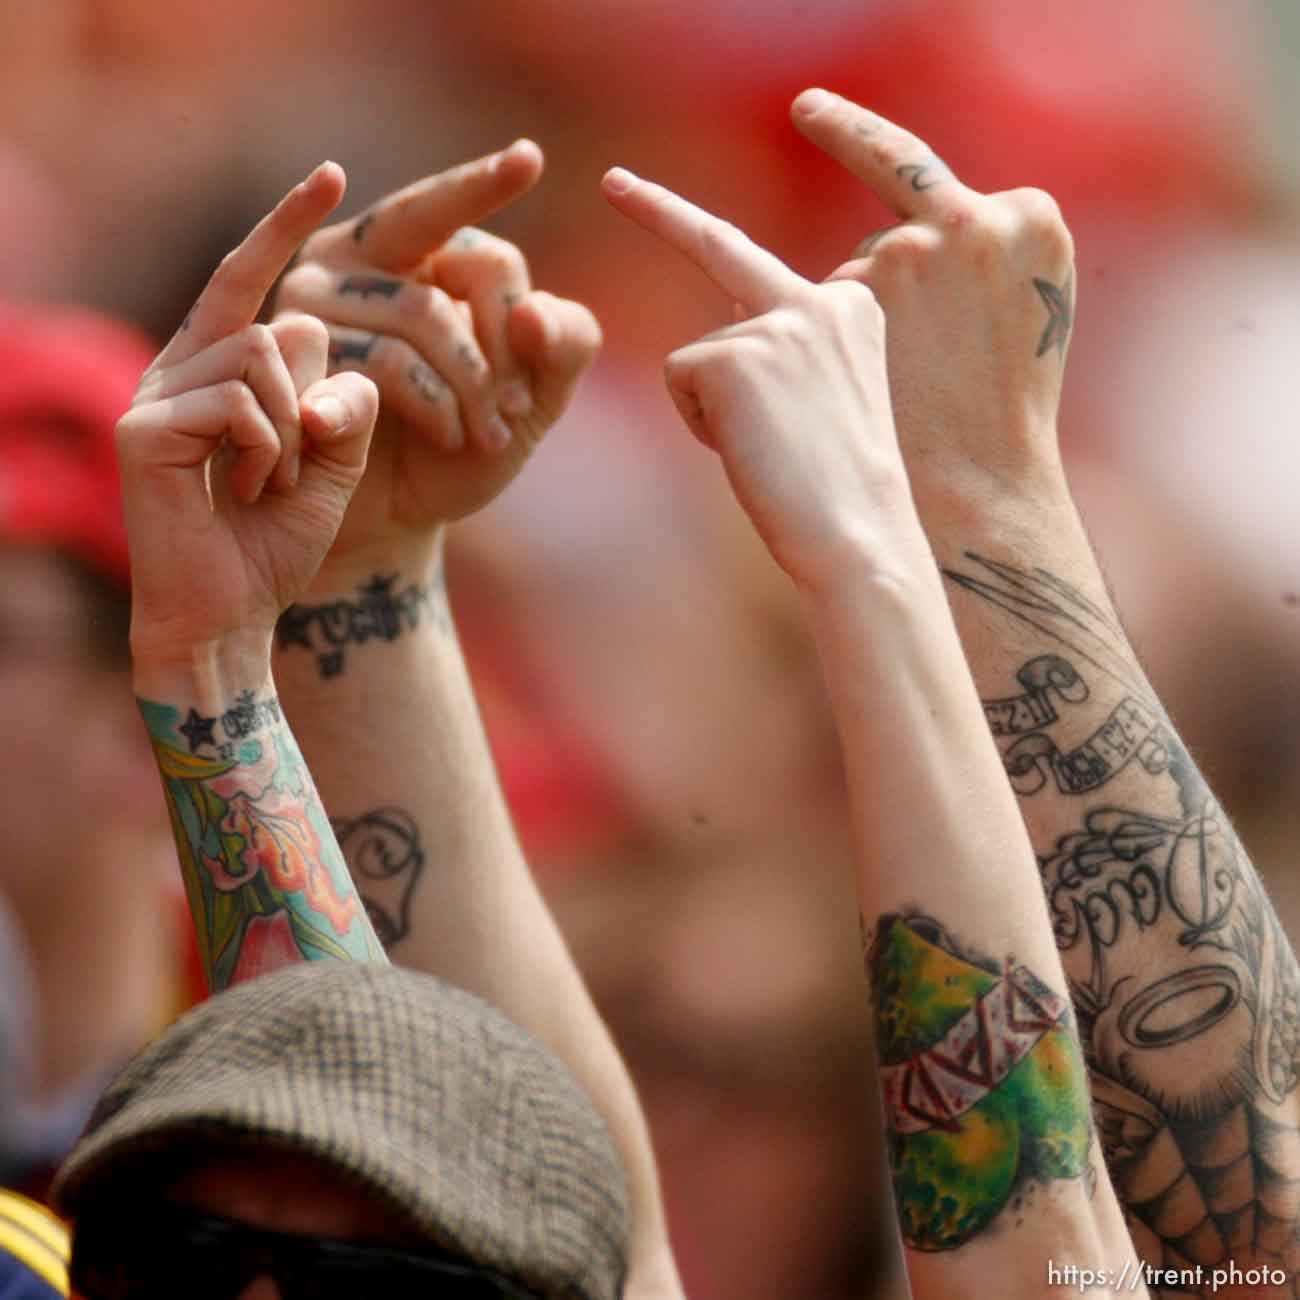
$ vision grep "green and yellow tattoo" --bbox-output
[140,691,387,990]
[870,914,1091,1251]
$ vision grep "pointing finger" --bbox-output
[791,89,973,220]
[157,162,346,370]
[601,167,808,315]
[325,140,544,273]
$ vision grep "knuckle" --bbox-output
[243,322,278,363]
[399,283,448,325]
[700,218,742,257]
[872,225,935,270]
[221,379,259,418]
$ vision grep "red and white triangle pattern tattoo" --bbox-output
[881,962,1067,1134]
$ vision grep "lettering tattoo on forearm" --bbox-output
[337,274,402,301]
[869,912,1092,1252]
[945,551,1300,1291]
[139,693,385,990]
[277,570,451,678]
[1033,274,1073,360]
[330,807,425,950]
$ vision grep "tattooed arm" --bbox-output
[792,90,1300,1296]
[271,150,685,1300]
[603,169,1144,1298]
[119,162,385,990]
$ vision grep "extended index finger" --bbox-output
[791,88,975,219]
[601,168,808,314]
[157,161,346,370]
[323,140,545,273]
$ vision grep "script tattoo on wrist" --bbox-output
[945,549,1300,1291]
[139,693,385,991]
[869,912,1091,1252]
[277,570,450,678]
[178,690,283,757]
[338,274,402,301]
[331,807,425,950]
[1033,274,1073,360]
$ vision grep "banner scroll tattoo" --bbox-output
[982,654,1089,736]
[1005,697,1169,796]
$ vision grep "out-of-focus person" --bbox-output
[0,303,191,1198]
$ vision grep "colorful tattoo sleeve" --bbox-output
[869,913,1092,1252]
[140,690,388,991]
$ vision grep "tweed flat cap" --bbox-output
[53,963,630,1299]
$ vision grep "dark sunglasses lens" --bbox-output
[73,1214,253,1300]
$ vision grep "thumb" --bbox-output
[298,371,378,483]
[663,345,717,452]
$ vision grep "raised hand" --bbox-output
[275,143,601,570]
[120,162,379,671]
[601,167,930,594]
[790,88,1075,510]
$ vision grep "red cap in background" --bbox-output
[0,301,155,588]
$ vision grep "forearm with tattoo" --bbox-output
[944,551,1300,1291]
[140,692,387,990]
[277,569,450,678]
[870,912,1093,1253]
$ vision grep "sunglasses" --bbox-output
[71,1200,542,1300]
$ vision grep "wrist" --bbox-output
[131,624,274,713]
[303,527,446,599]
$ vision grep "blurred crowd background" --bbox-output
[1,2,1298,1297]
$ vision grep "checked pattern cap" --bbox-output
[52,963,630,1299]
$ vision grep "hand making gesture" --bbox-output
[274,142,601,576]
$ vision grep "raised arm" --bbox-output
[119,163,386,989]
[792,88,1299,1297]
[601,167,1144,1299]
[269,145,683,1300]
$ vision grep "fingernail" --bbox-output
[794,88,833,117]
[288,451,301,486]
[487,416,512,450]
[501,381,532,417]
[604,167,637,196]
[307,395,349,433]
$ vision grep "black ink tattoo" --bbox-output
[338,275,402,300]
[454,341,485,376]
[352,210,375,245]
[176,691,283,756]
[328,335,378,368]
[408,362,446,405]
[949,550,1300,1291]
[332,807,425,948]
[897,155,950,192]
[1005,697,1169,796]
[277,571,450,678]
[1033,274,1073,360]
[944,553,1138,699]
[983,654,1089,736]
